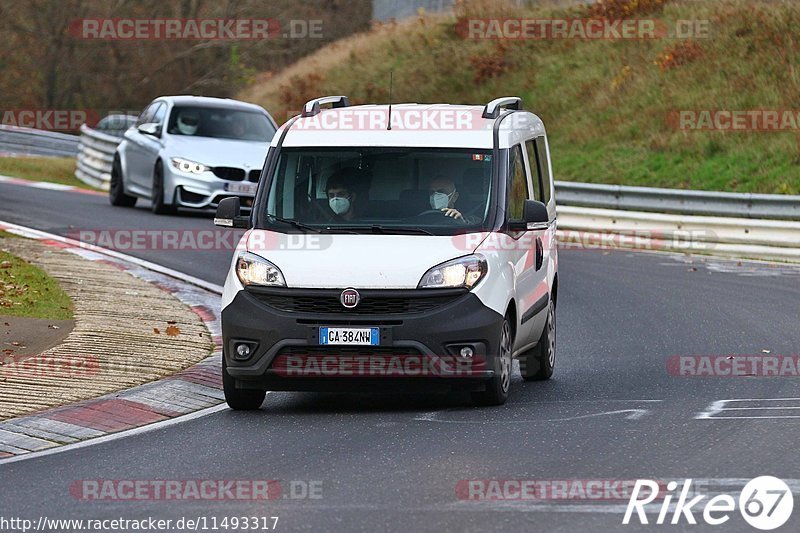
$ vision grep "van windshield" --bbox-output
[260,147,495,235]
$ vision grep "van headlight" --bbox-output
[418,255,487,289]
[171,157,209,174]
[236,252,285,287]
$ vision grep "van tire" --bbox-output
[223,357,266,410]
[519,299,555,381]
[471,316,512,406]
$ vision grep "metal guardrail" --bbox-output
[555,181,800,221]
[74,124,122,190]
[557,206,800,263]
[1,122,797,222]
[0,125,80,158]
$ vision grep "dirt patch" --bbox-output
[1,316,75,362]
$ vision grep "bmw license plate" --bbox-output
[319,327,379,346]
[225,182,258,195]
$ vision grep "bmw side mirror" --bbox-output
[508,200,549,231]
[137,122,161,136]
[215,197,250,228]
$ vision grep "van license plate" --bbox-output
[319,327,379,346]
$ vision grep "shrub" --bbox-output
[655,40,703,70]
[585,0,670,19]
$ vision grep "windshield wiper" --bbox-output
[324,225,435,236]
[265,214,323,233]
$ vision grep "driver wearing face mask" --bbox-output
[325,171,358,221]
[428,176,469,222]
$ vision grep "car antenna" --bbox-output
[387,71,393,131]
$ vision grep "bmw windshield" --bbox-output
[258,147,497,235]
[167,105,276,141]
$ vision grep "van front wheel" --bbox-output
[519,299,555,381]
[222,357,266,410]
[471,316,512,406]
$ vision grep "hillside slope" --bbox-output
[239,0,800,194]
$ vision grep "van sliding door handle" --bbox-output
[535,237,544,271]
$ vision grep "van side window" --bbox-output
[534,137,552,205]
[507,144,529,221]
[524,139,544,202]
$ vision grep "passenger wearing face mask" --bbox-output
[427,176,477,223]
[324,170,358,221]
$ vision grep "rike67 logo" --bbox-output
[623,477,793,529]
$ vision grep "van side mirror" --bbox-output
[214,197,250,228]
[508,200,549,231]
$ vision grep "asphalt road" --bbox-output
[2,180,800,532]
[0,182,239,285]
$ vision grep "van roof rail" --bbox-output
[301,96,351,117]
[482,97,522,119]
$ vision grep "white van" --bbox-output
[215,96,558,409]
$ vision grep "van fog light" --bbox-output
[459,347,474,358]
[235,343,252,359]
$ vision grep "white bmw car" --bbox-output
[110,95,277,214]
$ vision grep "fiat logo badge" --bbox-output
[340,288,360,308]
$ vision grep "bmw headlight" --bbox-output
[236,252,286,287]
[418,255,487,289]
[170,157,210,175]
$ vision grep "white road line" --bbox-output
[722,398,800,402]
[509,399,665,403]
[27,182,75,191]
[697,398,800,419]
[720,406,800,410]
[703,416,800,419]
[546,409,649,421]
[414,407,655,424]
[0,403,230,466]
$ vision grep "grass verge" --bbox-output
[0,245,74,320]
[239,0,800,194]
[0,156,100,191]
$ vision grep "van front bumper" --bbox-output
[222,287,505,392]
